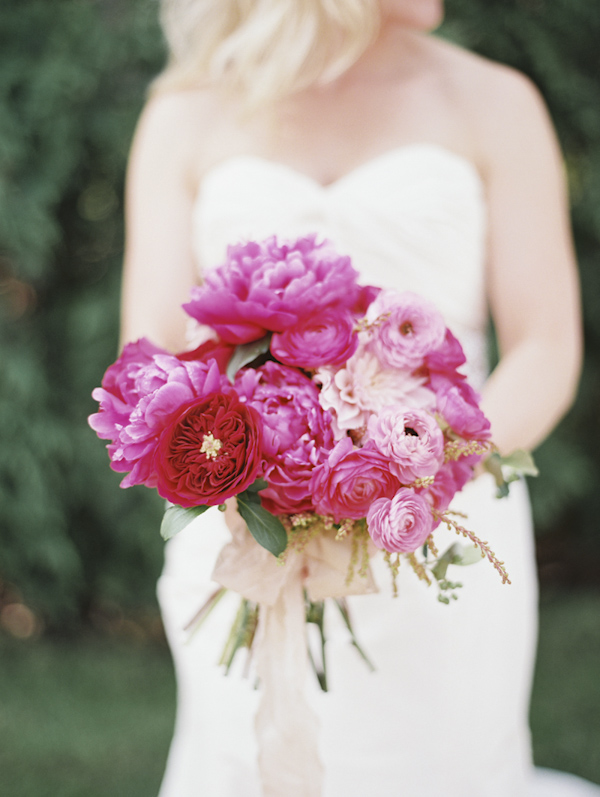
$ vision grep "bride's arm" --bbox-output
[476,70,582,455]
[120,92,201,352]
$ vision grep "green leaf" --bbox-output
[245,478,268,494]
[236,494,287,557]
[432,542,481,581]
[160,504,209,541]
[226,335,271,382]
[484,449,538,499]
[500,449,539,479]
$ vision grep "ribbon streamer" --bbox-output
[212,505,376,796]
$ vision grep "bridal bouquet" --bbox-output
[90,234,531,796]
[89,234,510,597]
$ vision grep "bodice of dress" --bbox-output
[192,143,489,385]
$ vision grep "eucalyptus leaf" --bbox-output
[236,495,288,557]
[160,504,209,541]
[226,335,271,382]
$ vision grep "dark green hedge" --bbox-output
[0,0,598,628]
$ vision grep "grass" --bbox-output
[0,589,598,796]
[0,633,175,797]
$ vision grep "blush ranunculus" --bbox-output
[235,361,335,514]
[183,235,362,344]
[154,391,263,507]
[311,436,400,522]
[430,373,491,441]
[366,290,446,370]
[367,406,444,483]
[270,310,358,369]
[367,489,433,553]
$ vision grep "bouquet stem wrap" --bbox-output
[213,505,377,797]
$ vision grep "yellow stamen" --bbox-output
[200,432,222,460]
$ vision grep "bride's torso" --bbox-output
[191,144,489,386]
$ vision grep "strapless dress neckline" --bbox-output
[198,142,484,193]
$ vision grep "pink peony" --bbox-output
[89,338,167,440]
[366,290,446,370]
[311,437,400,521]
[91,355,226,489]
[270,310,358,369]
[367,406,444,483]
[367,489,433,553]
[183,235,362,344]
[430,373,491,441]
[235,361,334,514]
[316,347,436,438]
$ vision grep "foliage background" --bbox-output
[0,0,599,630]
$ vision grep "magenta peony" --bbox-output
[425,328,467,375]
[367,406,444,483]
[89,338,167,440]
[423,458,475,514]
[270,310,358,369]
[183,235,362,344]
[311,437,400,521]
[366,290,446,370]
[367,489,433,553]
[90,355,226,489]
[176,338,235,372]
[235,361,334,514]
[154,391,263,507]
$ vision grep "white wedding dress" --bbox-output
[157,145,599,796]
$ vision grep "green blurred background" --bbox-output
[0,0,598,794]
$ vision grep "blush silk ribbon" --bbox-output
[212,505,377,797]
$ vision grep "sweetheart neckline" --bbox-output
[198,142,484,193]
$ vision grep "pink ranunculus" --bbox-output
[154,390,264,507]
[92,355,226,489]
[235,361,334,514]
[366,290,446,370]
[270,310,358,369]
[311,437,400,522]
[430,373,491,441]
[367,406,445,483]
[367,489,433,553]
[316,347,436,438]
[425,328,467,376]
[183,235,362,344]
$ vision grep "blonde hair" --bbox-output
[155,0,380,106]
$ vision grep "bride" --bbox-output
[120,1,594,795]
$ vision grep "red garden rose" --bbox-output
[154,390,263,507]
